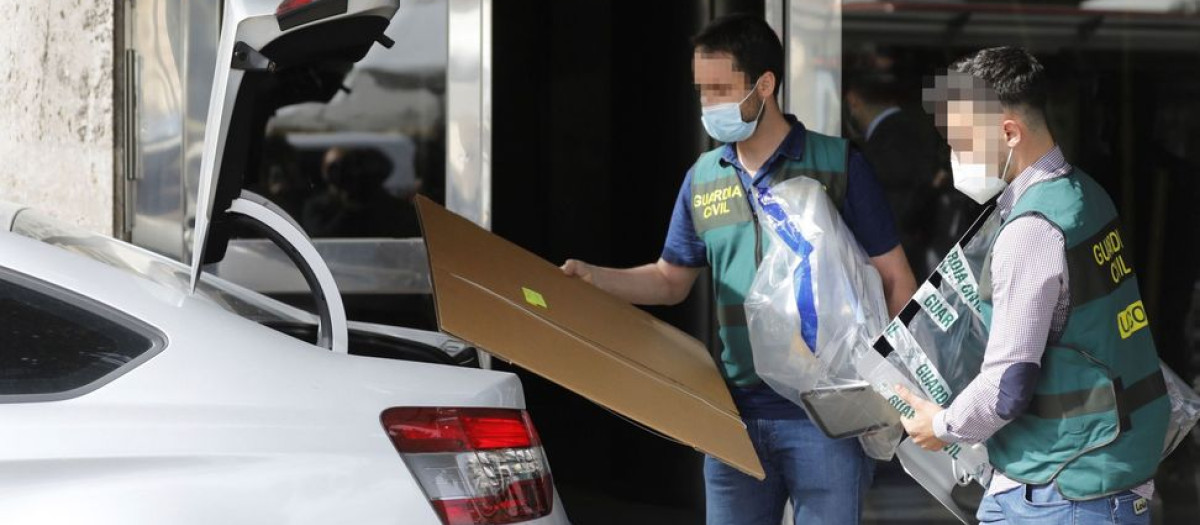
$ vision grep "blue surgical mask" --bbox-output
[700,78,766,143]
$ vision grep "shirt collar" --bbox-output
[718,114,807,172]
[866,106,901,141]
[997,145,1071,217]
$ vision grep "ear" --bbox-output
[1002,118,1022,148]
[758,71,777,98]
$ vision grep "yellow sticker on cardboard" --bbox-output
[523,287,548,309]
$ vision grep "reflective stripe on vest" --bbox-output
[1027,368,1166,425]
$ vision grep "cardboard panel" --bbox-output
[417,196,764,479]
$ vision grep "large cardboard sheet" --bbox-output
[416,196,764,479]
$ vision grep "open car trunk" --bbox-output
[191,0,400,283]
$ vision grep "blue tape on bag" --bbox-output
[754,186,818,353]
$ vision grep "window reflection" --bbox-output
[252,0,448,240]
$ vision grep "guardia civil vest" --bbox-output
[982,168,1169,500]
[689,131,849,386]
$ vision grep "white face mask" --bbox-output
[700,78,766,143]
[951,147,1012,205]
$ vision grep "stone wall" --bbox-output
[0,1,115,235]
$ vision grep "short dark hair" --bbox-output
[845,70,899,105]
[950,46,1048,120]
[692,14,784,96]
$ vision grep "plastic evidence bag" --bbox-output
[1162,364,1200,458]
[858,205,1004,524]
[743,176,901,460]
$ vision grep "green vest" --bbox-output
[689,132,849,386]
[982,168,1169,500]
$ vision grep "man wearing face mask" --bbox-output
[896,47,1168,524]
[562,14,916,525]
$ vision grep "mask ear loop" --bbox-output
[739,77,767,123]
[737,77,763,105]
[1000,146,1014,181]
[751,93,767,123]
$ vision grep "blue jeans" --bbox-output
[704,417,874,525]
[977,483,1151,524]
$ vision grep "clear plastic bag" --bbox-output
[877,207,1004,403]
[743,177,900,459]
[1162,363,1200,458]
[858,206,1006,488]
[744,183,996,472]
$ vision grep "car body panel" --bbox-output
[0,230,570,524]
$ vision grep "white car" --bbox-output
[0,1,570,524]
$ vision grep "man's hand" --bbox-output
[561,259,595,285]
[895,384,949,451]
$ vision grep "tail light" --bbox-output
[382,407,554,525]
[276,0,348,30]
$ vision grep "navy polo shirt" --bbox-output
[661,115,900,419]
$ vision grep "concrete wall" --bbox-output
[0,1,115,236]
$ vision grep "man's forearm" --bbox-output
[871,246,918,318]
[883,273,917,318]
[591,263,688,306]
[933,375,1012,443]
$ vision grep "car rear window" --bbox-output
[0,269,165,401]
